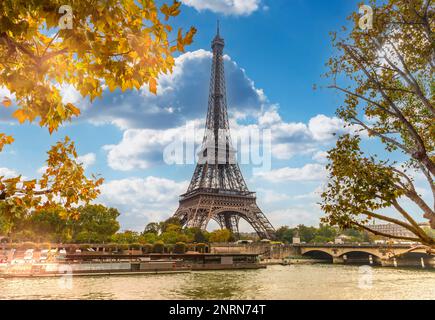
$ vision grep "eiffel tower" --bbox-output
[173,25,276,240]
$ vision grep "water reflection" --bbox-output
[0,265,434,300]
[175,271,262,299]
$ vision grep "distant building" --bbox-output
[368,223,417,238]
[334,234,351,244]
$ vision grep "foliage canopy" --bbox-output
[321,0,434,247]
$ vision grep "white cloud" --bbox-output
[267,204,323,228]
[271,143,317,160]
[103,120,202,171]
[104,107,351,172]
[257,188,291,204]
[0,86,13,100]
[254,163,327,182]
[76,153,96,169]
[0,167,18,178]
[312,151,328,164]
[81,49,265,131]
[59,84,82,105]
[238,107,351,161]
[98,177,188,230]
[308,114,346,141]
[258,110,349,142]
[292,185,324,201]
[181,0,262,16]
[258,108,351,156]
[258,108,282,126]
[37,166,48,175]
[0,86,16,124]
[103,129,176,171]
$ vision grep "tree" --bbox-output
[311,235,334,243]
[0,203,12,236]
[1,203,120,243]
[160,217,182,233]
[297,225,317,243]
[28,206,70,242]
[0,0,196,133]
[315,224,337,241]
[144,222,160,235]
[275,226,296,243]
[165,223,182,233]
[0,1,195,222]
[0,137,104,226]
[72,204,120,242]
[192,228,209,243]
[321,0,434,247]
[111,230,140,244]
[209,229,232,243]
[341,228,370,242]
[160,229,188,244]
[140,232,157,244]
[75,230,100,244]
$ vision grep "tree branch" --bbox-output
[328,85,398,117]
[359,208,420,234]
[391,199,434,244]
[350,116,411,153]
[374,38,435,116]
[341,44,435,175]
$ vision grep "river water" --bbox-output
[0,265,434,300]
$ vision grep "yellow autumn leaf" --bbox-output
[12,109,27,124]
[2,97,12,107]
[149,78,158,94]
[5,135,14,144]
[0,134,15,152]
[57,104,66,118]
[107,79,117,92]
[177,29,185,52]
[66,103,81,116]
[183,27,197,46]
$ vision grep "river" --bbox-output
[0,265,434,300]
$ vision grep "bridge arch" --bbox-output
[300,247,385,264]
[301,249,333,261]
[338,250,383,260]
[337,250,383,265]
[397,252,433,265]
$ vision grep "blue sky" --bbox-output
[2,0,426,232]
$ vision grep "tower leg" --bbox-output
[223,214,240,239]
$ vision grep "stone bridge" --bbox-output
[211,243,434,267]
[296,243,434,267]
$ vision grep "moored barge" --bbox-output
[0,252,265,278]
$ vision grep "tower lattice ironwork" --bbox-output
[173,26,276,240]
